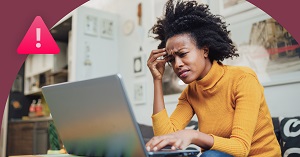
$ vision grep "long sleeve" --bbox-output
[210,73,262,157]
[152,88,194,135]
[191,62,280,156]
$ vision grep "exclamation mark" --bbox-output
[36,28,41,48]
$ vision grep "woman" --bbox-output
[146,0,281,156]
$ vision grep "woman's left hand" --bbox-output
[145,130,196,151]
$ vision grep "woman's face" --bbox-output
[165,33,212,84]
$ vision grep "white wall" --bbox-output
[265,82,300,117]
[80,0,300,125]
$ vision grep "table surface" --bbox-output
[10,154,79,157]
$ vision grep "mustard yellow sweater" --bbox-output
[152,61,281,157]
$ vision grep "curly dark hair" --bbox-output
[149,0,238,62]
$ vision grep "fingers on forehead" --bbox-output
[152,48,166,54]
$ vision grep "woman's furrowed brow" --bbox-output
[166,47,186,56]
[165,49,173,56]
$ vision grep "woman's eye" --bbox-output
[167,57,175,63]
[179,53,187,57]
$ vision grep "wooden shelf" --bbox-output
[49,69,68,77]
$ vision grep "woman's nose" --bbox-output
[174,57,184,68]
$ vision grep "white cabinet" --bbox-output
[24,42,68,95]
[69,6,119,81]
[25,43,68,76]
[24,5,119,95]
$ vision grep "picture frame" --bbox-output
[84,15,98,37]
[133,81,146,105]
[100,18,114,39]
[219,0,256,17]
[224,8,300,87]
[133,53,146,77]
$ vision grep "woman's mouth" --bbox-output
[178,70,189,78]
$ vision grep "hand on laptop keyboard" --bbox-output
[145,130,197,152]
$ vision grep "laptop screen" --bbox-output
[42,74,147,156]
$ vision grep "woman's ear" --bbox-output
[202,46,209,58]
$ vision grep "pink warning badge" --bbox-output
[17,16,60,54]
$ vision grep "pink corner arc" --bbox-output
[17,16,60,54]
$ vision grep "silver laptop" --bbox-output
[42,74,199,157]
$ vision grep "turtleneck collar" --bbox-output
[196,60,225,90]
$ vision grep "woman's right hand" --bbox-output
[147,48,168,80]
